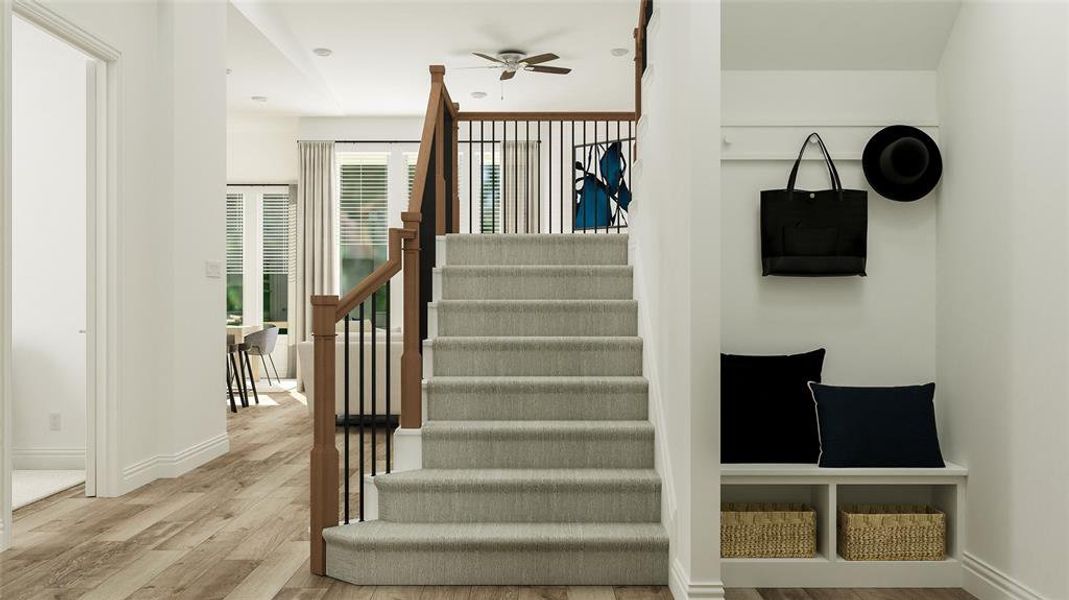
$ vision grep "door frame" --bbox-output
[0,0,121,549]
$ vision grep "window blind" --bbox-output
[338,152,389,247]
[404,151,419,198]
[262,192,290,276]
[226,193,244,275]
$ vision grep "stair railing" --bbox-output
[310,63,641,576]
[309,65,458,575]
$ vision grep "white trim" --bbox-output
[10,0,119,61]
[12,448,86,470]
[119,433,230,494]
[963,552,1049,600]
[0,0,13,553]
[670,559,725,600]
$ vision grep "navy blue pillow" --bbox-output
[721,349,825,463]
[809,382,945,468]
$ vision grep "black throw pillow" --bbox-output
[809,382,945,468]
[721,349,825,463]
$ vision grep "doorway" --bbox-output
[9,13,94,508]
[1,0,117,549]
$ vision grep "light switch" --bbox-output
[205,260,223,279]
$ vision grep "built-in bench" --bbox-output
[720,461,968,588]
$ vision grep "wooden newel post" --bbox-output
[309,295,339,576]
[400,212,422,429]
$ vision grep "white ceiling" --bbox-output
[722,0,962,71]
[227,0,639,117]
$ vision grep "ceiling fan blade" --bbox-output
[522,53,559,65]
[473,52,505,64]
[529,65,571,75]
[500,70,516,81]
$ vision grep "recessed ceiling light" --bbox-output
[313,48,333,57]
[251,96,268,103]
[611,47,630,57]
[471,91,487,99]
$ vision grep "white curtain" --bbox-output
[502,141,541,233]
[293,141,337,387]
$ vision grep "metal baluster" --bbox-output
[616,120,622,233]
[371,291,377,477]
[343,314,350,524]
[358,301,365,522]
[582,121,587,234]
[571,121,576,234]
[500,120,504,233]
[537,121,542,233]
[549,121,553,234]
[628,120,633,232]
[513,120,519,234]
[468,121,473,234]
[391,280,395,472]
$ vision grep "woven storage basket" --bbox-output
[838,504,946,561]
[721,503,817,558]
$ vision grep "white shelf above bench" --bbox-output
[722,461,967,483]
[720,461,968,588]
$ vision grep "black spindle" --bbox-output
[501,121,507,233]
[343,314,351,524]
[371,291,377,477]
[358,301,365,522]
[391,282,395,472]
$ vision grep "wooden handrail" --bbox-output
[334,227,410,320]
[456,111,637,122]
[407,66,446,213]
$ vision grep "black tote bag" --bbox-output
[761,133,867,276]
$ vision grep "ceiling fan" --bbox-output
[471,50,573,81]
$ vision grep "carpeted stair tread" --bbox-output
[433,300,637,337]
[435,265,633,300]
[443,234,628,266]
[324,521,668,550]
[375,468,661,489]
[425,376,648,421]
[429,336,643,377]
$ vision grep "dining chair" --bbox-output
[243,325,281,386]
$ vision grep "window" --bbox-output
[225,185,293,332]
[338,152,389,295]
[226,193,244,325]
[480,153,502,233]
[262,192,291,333]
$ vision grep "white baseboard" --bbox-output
[120,432,229,494]
[963,552,1049,600]
[670,559,725,600]
[12,447,85,470]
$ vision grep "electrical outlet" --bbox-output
[49,412,61,431]
[205,260,223,279]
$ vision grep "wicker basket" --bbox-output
[721,503,817,558]
[838,504,946,561]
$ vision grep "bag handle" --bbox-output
[786,132,842,192]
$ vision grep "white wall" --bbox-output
[937,4,1069,599]
[631,3,722,597]
[3,0,230,496]
[11,16,89,470]
[227,114,298,184]
[720,71,938,386]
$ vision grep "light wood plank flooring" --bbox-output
[1,391,976,600]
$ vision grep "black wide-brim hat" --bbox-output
[862,125,942,202]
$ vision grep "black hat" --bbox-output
[862,125,942,202]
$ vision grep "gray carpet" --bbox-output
[325,234,668,585]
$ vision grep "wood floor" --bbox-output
[1,391,976,600]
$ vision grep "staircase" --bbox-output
[322,234,669,585]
